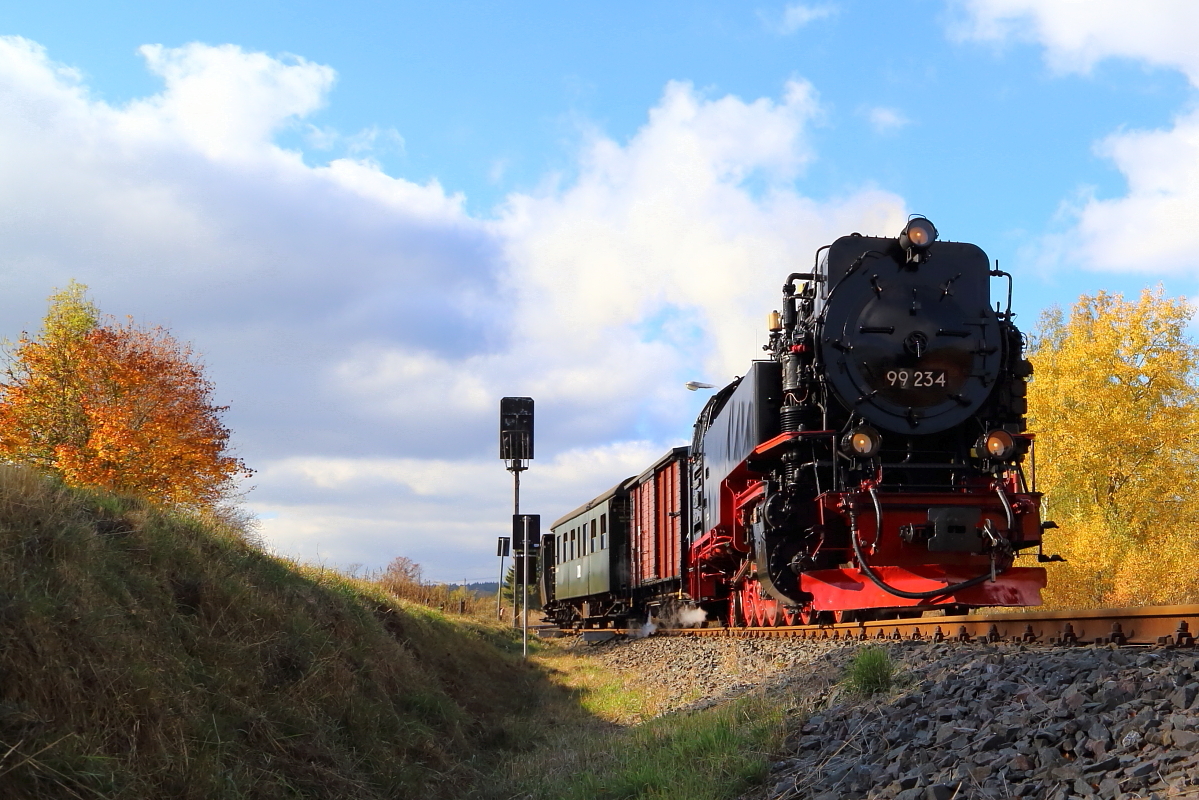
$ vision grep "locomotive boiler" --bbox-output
[542,219,1051,628]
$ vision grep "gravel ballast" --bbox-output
[573,633,1199,800]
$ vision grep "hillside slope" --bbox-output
[0,466,557,799]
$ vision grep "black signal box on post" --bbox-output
[512,515,540,553]
[513,514,540,585]
[500,397,534,461]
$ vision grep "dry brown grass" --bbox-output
[373,555,490,615]
[0,465,574,799]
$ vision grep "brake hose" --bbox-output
[851,488,1008,600]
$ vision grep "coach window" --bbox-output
[591,519,597,553]
[600,513,607,549]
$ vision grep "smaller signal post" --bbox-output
[499,397,534,656]
[495,536,509,620]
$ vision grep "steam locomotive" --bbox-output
[541,219,1052,628]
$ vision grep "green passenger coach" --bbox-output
[548,480,631,623]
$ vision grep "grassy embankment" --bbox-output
[0,465,796,799]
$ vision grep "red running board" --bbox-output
[800,565,1047,610]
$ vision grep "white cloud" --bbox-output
[865,106,910,135]
[0,36,908,581]
[495,79,903,383]
[254,442,666,571]
[770,3,837,35]
[954,0,1199,84]
[956,1,1199,275]
[1057,108,1199,273]
[127,43,336,160]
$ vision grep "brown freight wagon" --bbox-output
[629,447,689,590]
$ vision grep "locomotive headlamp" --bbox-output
[980,430,1016,460]
[899,217,938,251]
[842,426,882,458]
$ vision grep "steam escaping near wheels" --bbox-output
[629,606,708,638]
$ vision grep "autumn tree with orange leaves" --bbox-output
[0,282,251,509]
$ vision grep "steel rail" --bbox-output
[600,604,1199,647]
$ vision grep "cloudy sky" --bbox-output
[1,1,1197,581]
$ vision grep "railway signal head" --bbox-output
[499,397,534,461]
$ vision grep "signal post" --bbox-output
[500,397,535,657]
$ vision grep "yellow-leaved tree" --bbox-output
[1028,288,1199,607]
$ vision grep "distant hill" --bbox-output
[453,581,499,598]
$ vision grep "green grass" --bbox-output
[0,465,578,799]
[843,646,896,696]
[487,684,796,800]
[562,697,784,800]
[0,465,803,800]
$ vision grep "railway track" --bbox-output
[595,604,1199,647]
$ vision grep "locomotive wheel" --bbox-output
[747,589,763,627]
[737,583,765,627]
[731,589,746,628]
[735,583,752,627]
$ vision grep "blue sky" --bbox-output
[10,0,1191,311]
[0,1,1196,580]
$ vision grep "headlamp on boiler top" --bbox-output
[898,217,938,263]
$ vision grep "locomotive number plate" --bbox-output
[885,369,947,388]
